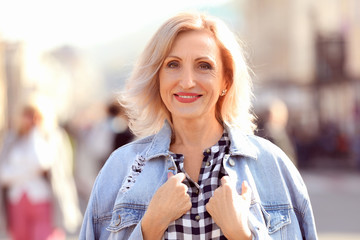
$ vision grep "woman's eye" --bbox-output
[167,61,179,68]
[199,62,212,70]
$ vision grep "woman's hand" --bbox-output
[141,172,192,240]
[206,176,252,240]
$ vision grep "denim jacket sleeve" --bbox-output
[300,197,317,239]
[79,172,146,240]
[79,177,98,240]
[280,148,318,239]
[79,205,96,239]
[245,174,317,240]
[290,166,317,239]
[228,135,318,240]
[78,144,146,240]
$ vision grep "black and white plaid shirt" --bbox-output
[164,130,230,240]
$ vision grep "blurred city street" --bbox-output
[1,0,360,239]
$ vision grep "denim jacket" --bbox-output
[80,122,318,240]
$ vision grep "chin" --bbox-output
[171,110,207,121]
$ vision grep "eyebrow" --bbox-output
[165,55,217,63]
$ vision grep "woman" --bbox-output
[0,105,54,240]
[0,101,83,240]
[80,12,317,239]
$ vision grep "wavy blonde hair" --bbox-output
[120,11,256,137]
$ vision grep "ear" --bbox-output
[222,75,230,93]
[224,65,234,89]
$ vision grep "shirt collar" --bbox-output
[144,120,257,161]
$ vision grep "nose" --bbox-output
[179,65,196,89]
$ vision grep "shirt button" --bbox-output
[195,215,201,221]
[206,148,211,153]
[195,188,199,194]
[205,162,210,167]
[228,159,235,167]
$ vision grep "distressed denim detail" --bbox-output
[120,155,146,193]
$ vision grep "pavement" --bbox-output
[301,169,360,240]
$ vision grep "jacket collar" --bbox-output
[144,120,257,161]
[224,124,257,160]
[144,121,172,160]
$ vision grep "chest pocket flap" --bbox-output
[262,204,291,234]
[106,203,147,232]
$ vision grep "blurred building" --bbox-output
[0,39,5,142]
[0,41,106,129]
[0,39,24,239]
[236,0,360,166]
[0,42,24,132]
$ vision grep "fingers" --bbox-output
[241,181,252,203]
[167,171,186,181]
[220,177,252,199]
[221,176,231,186]
[173,172,186,182]
[168,172,191,216]
[167,172,188,193]
[221,176,236,191]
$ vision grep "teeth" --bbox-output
[178,95,197,99]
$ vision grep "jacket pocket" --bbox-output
[106,203,147,232]
[262,204,291,234]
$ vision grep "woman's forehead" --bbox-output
[168,30,221,59]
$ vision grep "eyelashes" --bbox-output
[198,62,212,70]
[167,61,179,69]
[165,60,214,70]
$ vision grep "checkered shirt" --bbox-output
[164,130,230,240]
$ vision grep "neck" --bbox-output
[171,116,224,151]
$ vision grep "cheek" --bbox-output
[200,72,224,95]
[159,74,173,106]
[159,71,167,92]
[159,71,177,93]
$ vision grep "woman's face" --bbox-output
[159,30,226,122]
[19,109,36,134]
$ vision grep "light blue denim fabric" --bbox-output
[79,122,318,240]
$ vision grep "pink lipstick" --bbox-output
[174,92,202,103]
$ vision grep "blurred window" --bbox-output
[315,34,346,82]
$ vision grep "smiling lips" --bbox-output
[174,92,202,103]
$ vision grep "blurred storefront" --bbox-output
[239,0,360,168]
[0,44,24,233]
[0,42,24,133]
[1,0,359,170]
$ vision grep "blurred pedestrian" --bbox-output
[80,12,317,239]
[0,97,82,240]
[0,105,54,240]
[73,101,134,210]
[47,123,83,235]
[101,101,134,168]
[351,127,360,170]
[264,99,297,167]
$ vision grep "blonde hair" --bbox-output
[120,11,256,137]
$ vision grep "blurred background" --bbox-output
[0,0,359,239]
